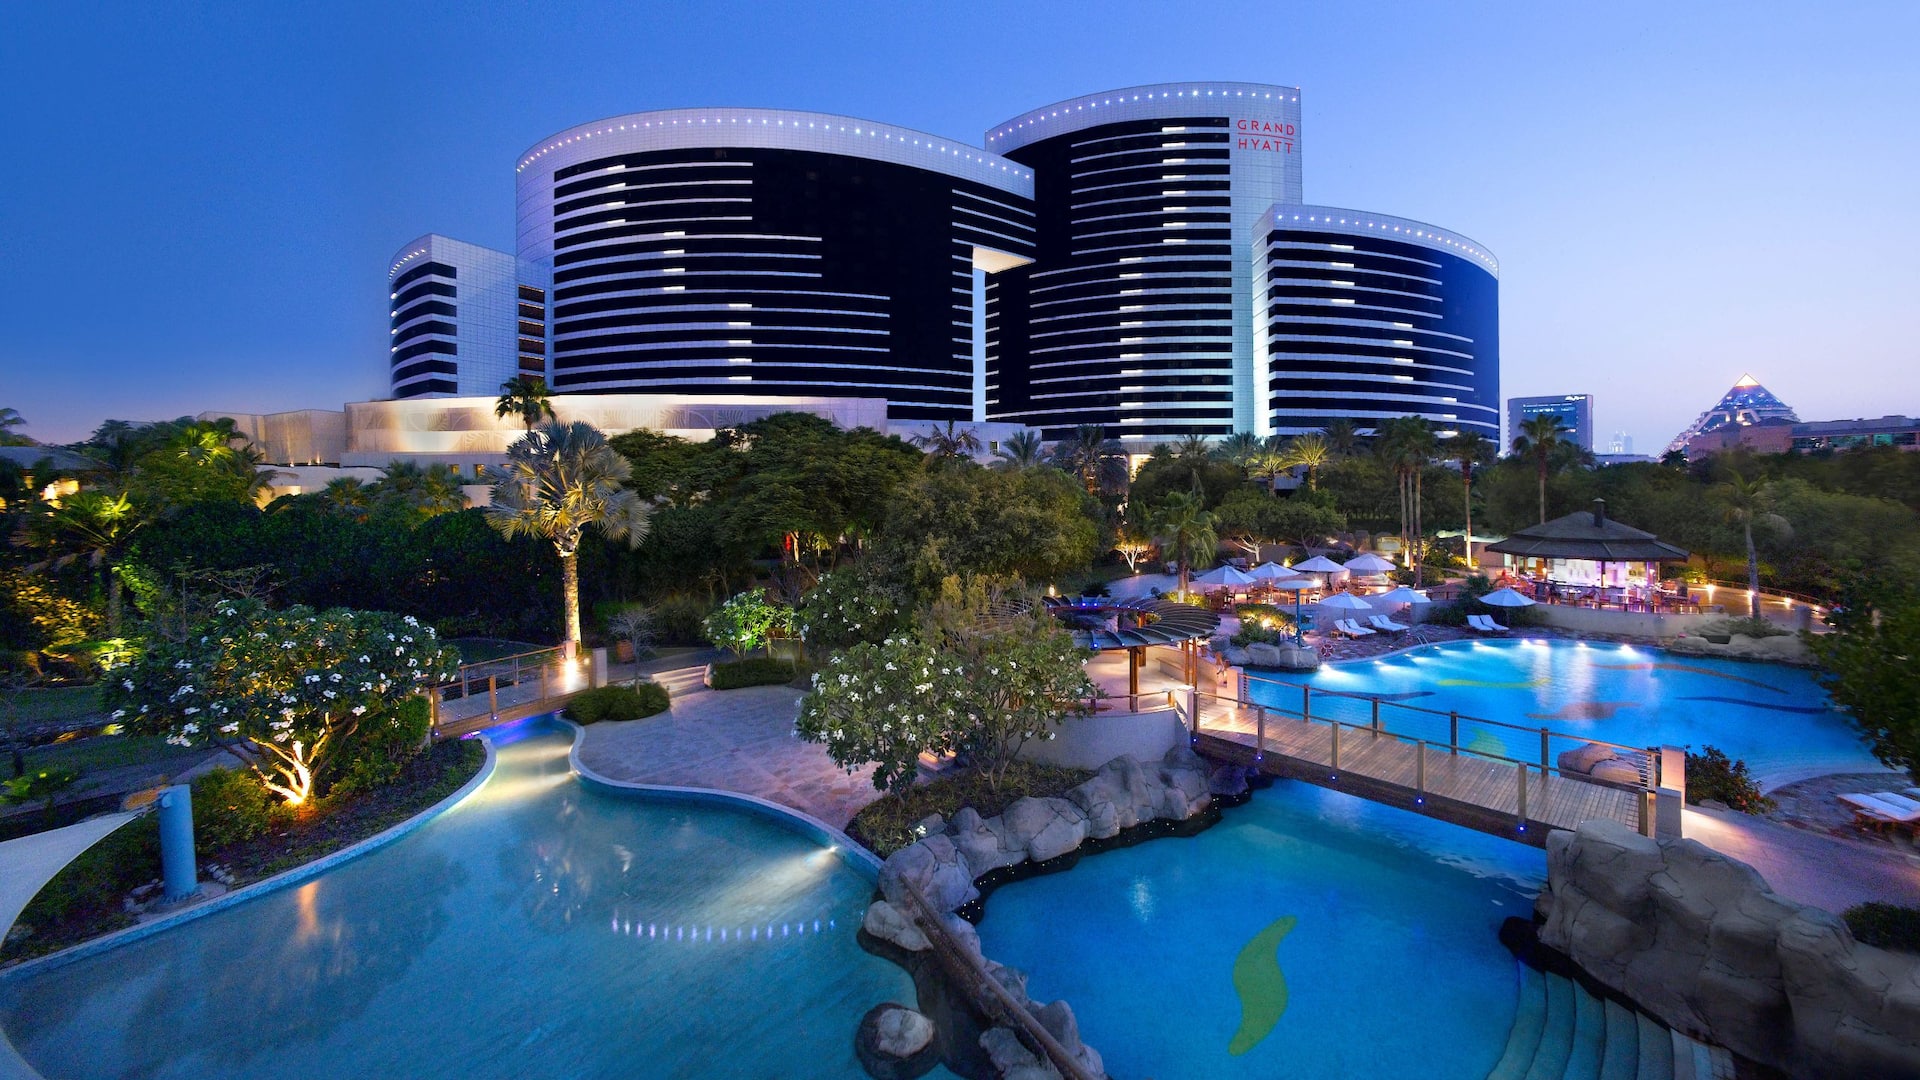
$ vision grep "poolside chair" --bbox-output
[1368,614,1408,633]
[1335,619,1375,638]
[1838,793,1920,831]
[1467,614,1508,633]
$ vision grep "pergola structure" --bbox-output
[1044,596,1221,694]
[1485,499,1689,596]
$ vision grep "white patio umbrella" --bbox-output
[1480,586,1538,608]
[1372,586,1432,607]
[1342,552,1397,575]
[1292,555,1347,575]
[1318,592,1374,611]
[1191,564,1258,588]
[1247,561,1303,581]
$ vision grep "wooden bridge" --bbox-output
[1188,682,1657,847]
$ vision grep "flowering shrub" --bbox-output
[106,599,458,806]
[796,601,1095,795]
[797,564,906,652]
[702,589,796,658]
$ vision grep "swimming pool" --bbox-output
[1244,639,1872,784]
[0,717,923,1080]
[976,781,1548,1079]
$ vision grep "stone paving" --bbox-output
[574,667,883,829]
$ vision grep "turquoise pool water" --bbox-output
[0,717,922,1080]
[1245,639,1871,782]
[976,782,1547,1079]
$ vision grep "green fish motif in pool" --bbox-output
[1228,914,1297,1055]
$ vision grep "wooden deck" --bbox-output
[1194,699,1647,847]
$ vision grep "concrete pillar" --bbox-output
[1659,745,1687,800]
[1791,604,1813,632]
[590,647,609,689]
[1182,685,1198,737]
[156,784,197,902]
[1655,787,1684,840]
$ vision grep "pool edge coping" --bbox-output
[0,734,501,989]
[562,718,883,879]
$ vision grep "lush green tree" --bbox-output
[1717,471,1790,617]
[1128,445,1241,508]
[1512,414,1568,524]
[1447,431,1497,569]
[796,560,909,652]
[486,422,651,652]
[368,461,468,519]
[993,430,1046,470]
[319,476,375,520]
[1285,433,1332,492]
[1213,432,1264,479]
[1152,490,1217,595]
[1375,417,1436,583]
[494,375,557,431]
[879,464,1102,598]
[1214,490,1346,561]
[702,589,795,658]
[1051,425,1128,497]
[108,599,458,805]
[909,420,983,462]
[14,490,145,633]
[795,635,953,795]
[1321,418,1362,457]
[1810,592,1920,782]
[1112,503,1157,572]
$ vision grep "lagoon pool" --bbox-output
[977,782,1547,1079]
[1244,639,1872,783]
[0,717,922,1080]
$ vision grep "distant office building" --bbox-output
[387,235,550,399]
[1686,414,1919,457]
[1607,431,1634,455]
[1508,394,1593,451]
[1665,374,1798,457]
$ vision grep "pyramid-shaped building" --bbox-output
[1665,374,1799,456]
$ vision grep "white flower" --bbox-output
[220,722,239,735]
[110,708,126,720]
[352,705,367,716]
[122,679,134,691]
[183,707,200,716]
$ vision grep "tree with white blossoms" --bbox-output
[796,577,1094,795]
[106,599,458,806]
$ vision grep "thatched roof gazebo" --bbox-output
[1485,499,1688,598]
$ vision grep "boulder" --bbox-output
[1245,642,1288,668]
[912,812,947,838]
[951,806,1023,872]
[1222,646,1252,668]
[1537,819,1920,1079]
[998,796,1087,863]
[984,960,1031,1008]
[939,912,984,962]
[854,1004,939,1080]
[1557,741,1615,776]
[1066,755,1163,837]
[862,900,928,952]
[878,834,978,913]
[1208,763,1251,797]
[1588,759,1644,786]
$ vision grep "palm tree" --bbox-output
[1169,433,1214,492]
[15,490,144,634]
[1321,419,1361,457]
[1446,431,1496,569]
[992,430,1045,470]
[0,408,26,446]
[910,420,983,462]
[1213,432,1263,478]
[1511,414,1567,524]
[319,477,374,520]
[1151,490,1217,597]
[486,422,651,654]
[1054,425,1127,496]
[495,376,557,432]
[1252,435,1292,496]
[1375,417,1435,583]
[1285,433,1331,491]
[414,463,469,516]
[1717,472,1790,618]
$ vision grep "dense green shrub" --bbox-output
[1696,616,1790,639]
[649,593,714,645]
[1685,745,1777,814]
[709,658,797,690]
[848,762,1094,858]
[1421,603,1470,627]
[565,682,671,724]
[1231,624,1289,647]
[191,767,277,850]
[328,696,432,796]
[1844,902,1920,954]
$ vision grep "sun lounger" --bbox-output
[1467,614,1509,633]
[1368,615,1408,632]
[1838,793,1920,829]
[1334,619,1375,638]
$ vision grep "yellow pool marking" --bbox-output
[1228,914,1297,1056]
[1436,678,1549,689]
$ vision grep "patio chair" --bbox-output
[1335,619,1375,638]
[1368,614,1408,633]
[1468,614,1509,634]
[1838,793,1920,831]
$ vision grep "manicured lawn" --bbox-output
[7,685,103,725]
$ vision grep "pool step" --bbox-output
[1488,966,1678,1080]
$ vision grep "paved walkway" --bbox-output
[575,668,883,829]
[1682,804,1920,913]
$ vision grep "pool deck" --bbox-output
[574,666,884,829]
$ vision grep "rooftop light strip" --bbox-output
[985,82,1304,146]
[1267,208,1499,274]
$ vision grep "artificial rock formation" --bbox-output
[1665,632,1812,665]
[855,1003,940,1080]
[1555,741,1646,787]
[863,745,1214,1079]
[1537,819,1920,1079]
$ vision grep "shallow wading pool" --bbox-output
[0,717,935,1080]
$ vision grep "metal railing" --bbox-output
[1091,689,1179,715]
[1192,675,1657,835]
[429,645,572,730]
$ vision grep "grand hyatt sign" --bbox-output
[1235,117,1295,154]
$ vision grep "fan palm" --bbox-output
[319,477,374,520]
[1511,414,1567,524]
[495,376,557,432]
[486,422,651,653]
[1321,419,1360,457]
[1151,490,1217,596]
[993,430,1046,470]
[14,490,144,633]
[1717,471,1790,618]
[1054,424,1127,495]
[1446,431,1496,569]
[910,420,983,462]
[1213,432,1263,478]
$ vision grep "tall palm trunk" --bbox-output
[1413,469,1424,586]
[1744,523,1760,618]
[105,565,123,637]
[560,548,582,653]
[1536,452,1549,524]
[1462,469,1475,570]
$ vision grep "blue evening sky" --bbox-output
[2,1,1915,447]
